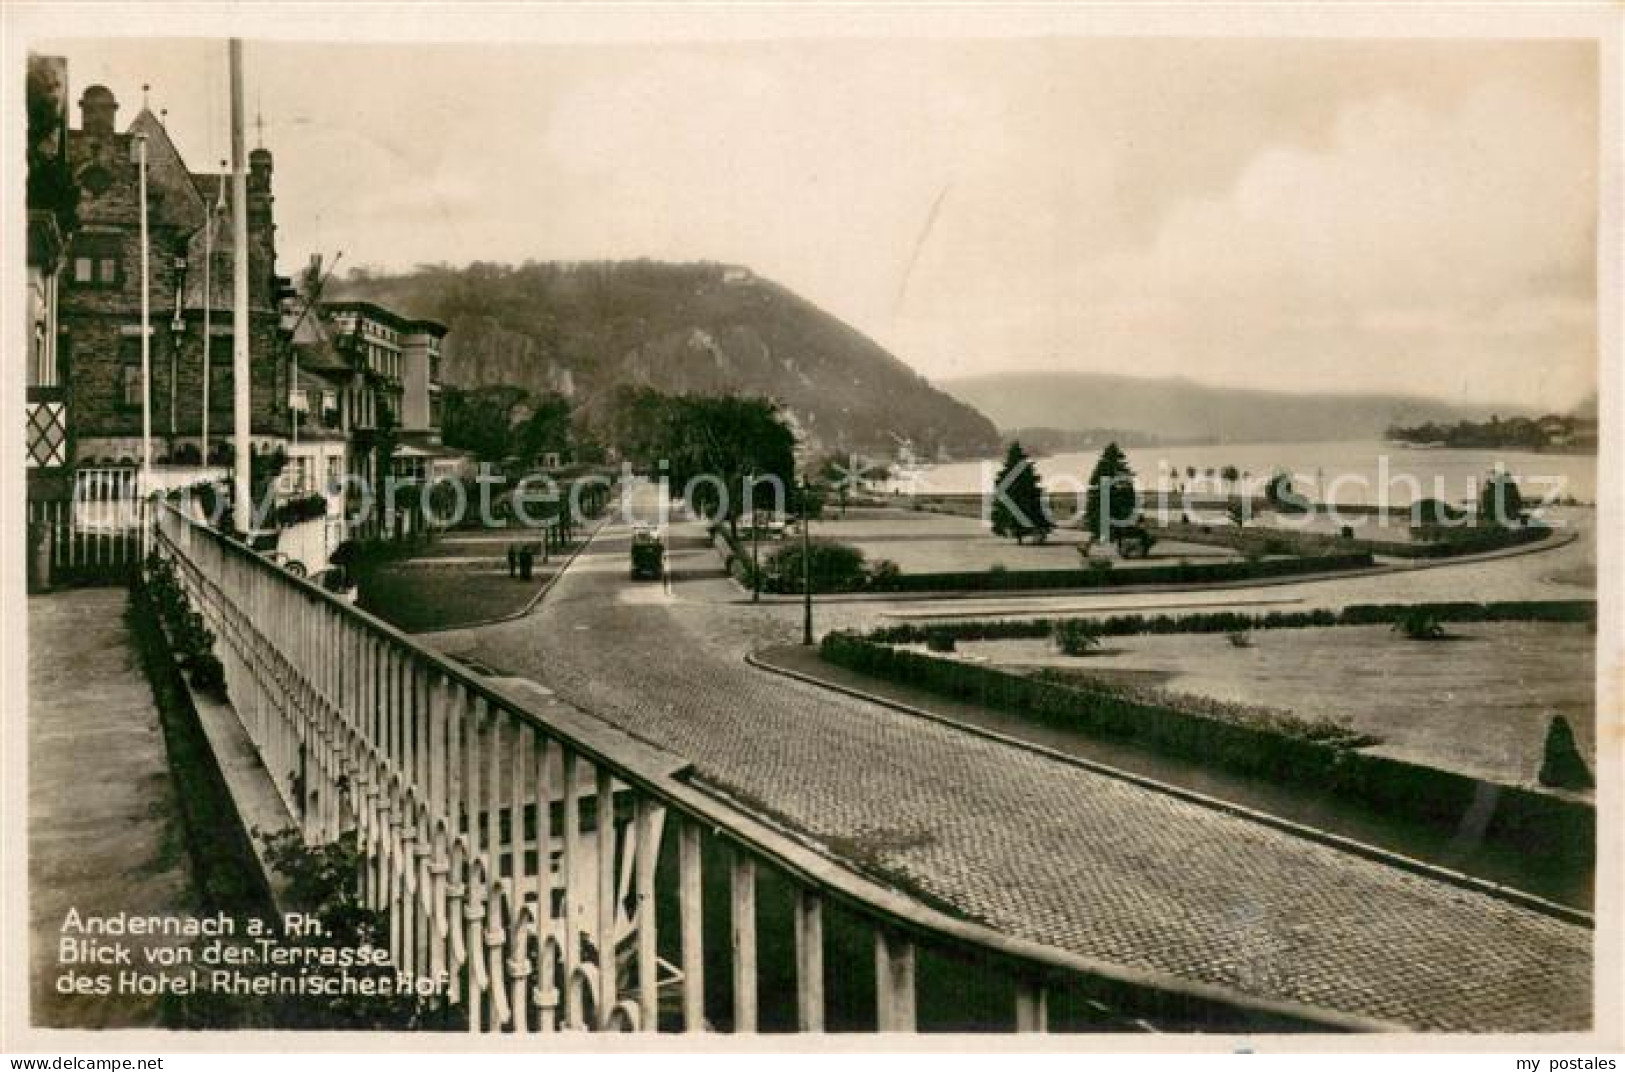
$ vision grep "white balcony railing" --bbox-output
[150,499,1382,1035]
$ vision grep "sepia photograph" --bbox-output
[4,1,1620,1056]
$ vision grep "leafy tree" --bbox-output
[659,394,797,540]
[990,441,1053,544]
[1084,443,1137,542]
[513,391,573,464]
[441,384,529,462]
[605,384,677,469]
[1264,470,1306,512]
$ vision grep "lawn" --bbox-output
[804,507,1245,574]
[356,556,554,632]
[928,621,1594,789]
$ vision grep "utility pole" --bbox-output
[230,39,251,534]
[800,478,813,645]
[136,127,152,492]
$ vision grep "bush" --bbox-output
[763,538,868,594]
[274,493,329,527]
[925,630,957,653]
[1054,619,1102,656]
[1393,608,1447,640]
[188,652,228,698]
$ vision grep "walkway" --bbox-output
[28,588,194,1028]
[430,484,1592,1032]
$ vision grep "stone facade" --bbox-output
[57,85,290,463]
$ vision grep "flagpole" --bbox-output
[230,39,251,533]
[201,168,222,465]
[137,129,152,492]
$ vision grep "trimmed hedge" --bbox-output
[863,599,1596,645]
[820,632,1594,856]
[864,551,1375,593]
[1151,519,1551,560]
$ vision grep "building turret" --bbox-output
[78,85,117,136]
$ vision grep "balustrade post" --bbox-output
[874,928,917,1032]
[634,798,662,1031]
[795,888,825,1032]
[1014,979,1049,1033]
[561,748,583,1028]
[679,820,705,1033]
[730,851,757,1032]
[594,764,618,1027]
[533,734,557,1032]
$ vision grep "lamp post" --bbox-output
[800,477,813,646]
[748,470,761,603]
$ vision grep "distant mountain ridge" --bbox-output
[327,261,1000,457]
[941,371,1536,444]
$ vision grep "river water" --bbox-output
[900,439,1598,507]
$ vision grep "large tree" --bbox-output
[441,384,529,462]
[1084,442,1138,542]
[990,441,1052,544]
[659,394,797,539]
[513,391,573,463]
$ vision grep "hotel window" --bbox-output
[120,361,143,410]
[71,235,122,289]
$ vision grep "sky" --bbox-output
[38,34,1600,411]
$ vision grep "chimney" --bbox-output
[78,84,118,135]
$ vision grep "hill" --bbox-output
[327,261,999,458]
[940,371,1529,444]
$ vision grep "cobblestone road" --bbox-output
[432,485,1593,1032]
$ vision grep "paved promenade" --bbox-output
[432,485,1593,1032]
[28,588,194,1028]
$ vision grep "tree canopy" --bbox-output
[1084,442,1137,541]
[611,391,797,533]
[990,441,1052,544]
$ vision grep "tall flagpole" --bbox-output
[230,39,251,533]
[201,169,222,463]
[137,129,152,490]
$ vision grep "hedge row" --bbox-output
[864,599,1597,645]
[1150,519,1551,560]
[863,551,1375,593]
[820,633,1595,855]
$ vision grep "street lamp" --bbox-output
[748,470,761,603]
[800,477,813,646]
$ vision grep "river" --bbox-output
[899,439,1598,507]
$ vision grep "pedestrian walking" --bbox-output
[506,543,518,578]
[517,544,535,581]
